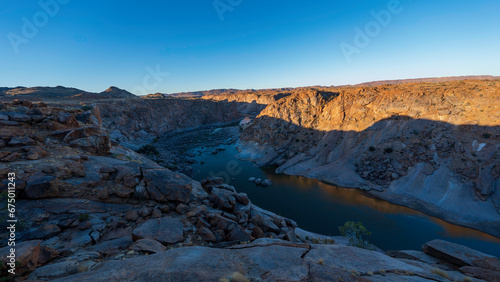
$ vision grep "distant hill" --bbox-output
[351,75,500,87]
[0,86,137,100]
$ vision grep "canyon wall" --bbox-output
[97,99,241,149]
[202,92,291,114]
[239,79,500,237]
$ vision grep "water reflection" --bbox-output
[263,167,500,244]
[193,145,500,256]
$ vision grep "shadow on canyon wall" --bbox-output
[237,113,500,237]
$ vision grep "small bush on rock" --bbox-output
[136,144,160,157]
[339,221,373,250]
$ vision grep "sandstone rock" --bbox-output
[460,266,500,281]
[28,260,80,280]
[255,178,262,185]
[225,225,251,242]
[24,146,48,160]
[0,112,8,120]
[261,179,272,186]
[125,210,140,222]
[175,203,189,214]
[1,152,20,162]
[24,175,58,199]
[23,224,61,240]
[132,217,184,245]
[210,214,238,232]
[142,169,193,203]
[251,214,280,233]
[99,166,115,173]
[151,208,162,219]
[63,127,101,143]
[57,113,76,124]
[97,188,109,200]
[77,221,92,230]
[0,240,42,275]
[422,239,499,267]
[38,245,59,266]
[138,207,152,217]
[129,239,166,253]
[160,205,170,213]
[248,177,256,182]
[8,112,31,122]
[235,193,250,205]
[252,226,265,239]
[208,189,236,211]
[8,136,35,146]
[0,151,10,159]
[196,227,216,242]
[91,237,133,256]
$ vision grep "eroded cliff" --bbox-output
[239,79,500,237]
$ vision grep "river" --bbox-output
[191,143,500,257]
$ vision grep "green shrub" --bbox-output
[482,132,491,139]
[136,144,160,157]
[79,213,90,222]
[369,146,376,152]
[384,148,393,154]
[339,221,373,250]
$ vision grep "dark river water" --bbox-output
[191,144,500,257]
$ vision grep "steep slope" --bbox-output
[202,91,293,114]
[97,99,241,149]
[239,79,500,237]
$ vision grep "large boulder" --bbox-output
[208,188,236,211]
[0,240,42,275]
[24,175,58,199]
[142,169,193,203]
[422,239,500,267]
[129,239,166,253]
[131,217,184,245]
[7,112,31,122]
[8,136,35,146]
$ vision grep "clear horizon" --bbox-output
[1,0,499,94]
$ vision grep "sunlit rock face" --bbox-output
[239,79,500,237]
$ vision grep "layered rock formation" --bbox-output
[203,91,292,114]
[239,79,500,237]
[97,99,241,149]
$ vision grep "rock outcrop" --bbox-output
[239,79,500,237]
[98,99,241,150]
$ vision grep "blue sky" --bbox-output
[1,0,499,94]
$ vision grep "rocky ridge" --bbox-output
[239,79,500,237]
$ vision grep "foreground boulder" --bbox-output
[131,217,184,245]
[142,169,193,203]
[0,240,42,275]
[422,239,500,267]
